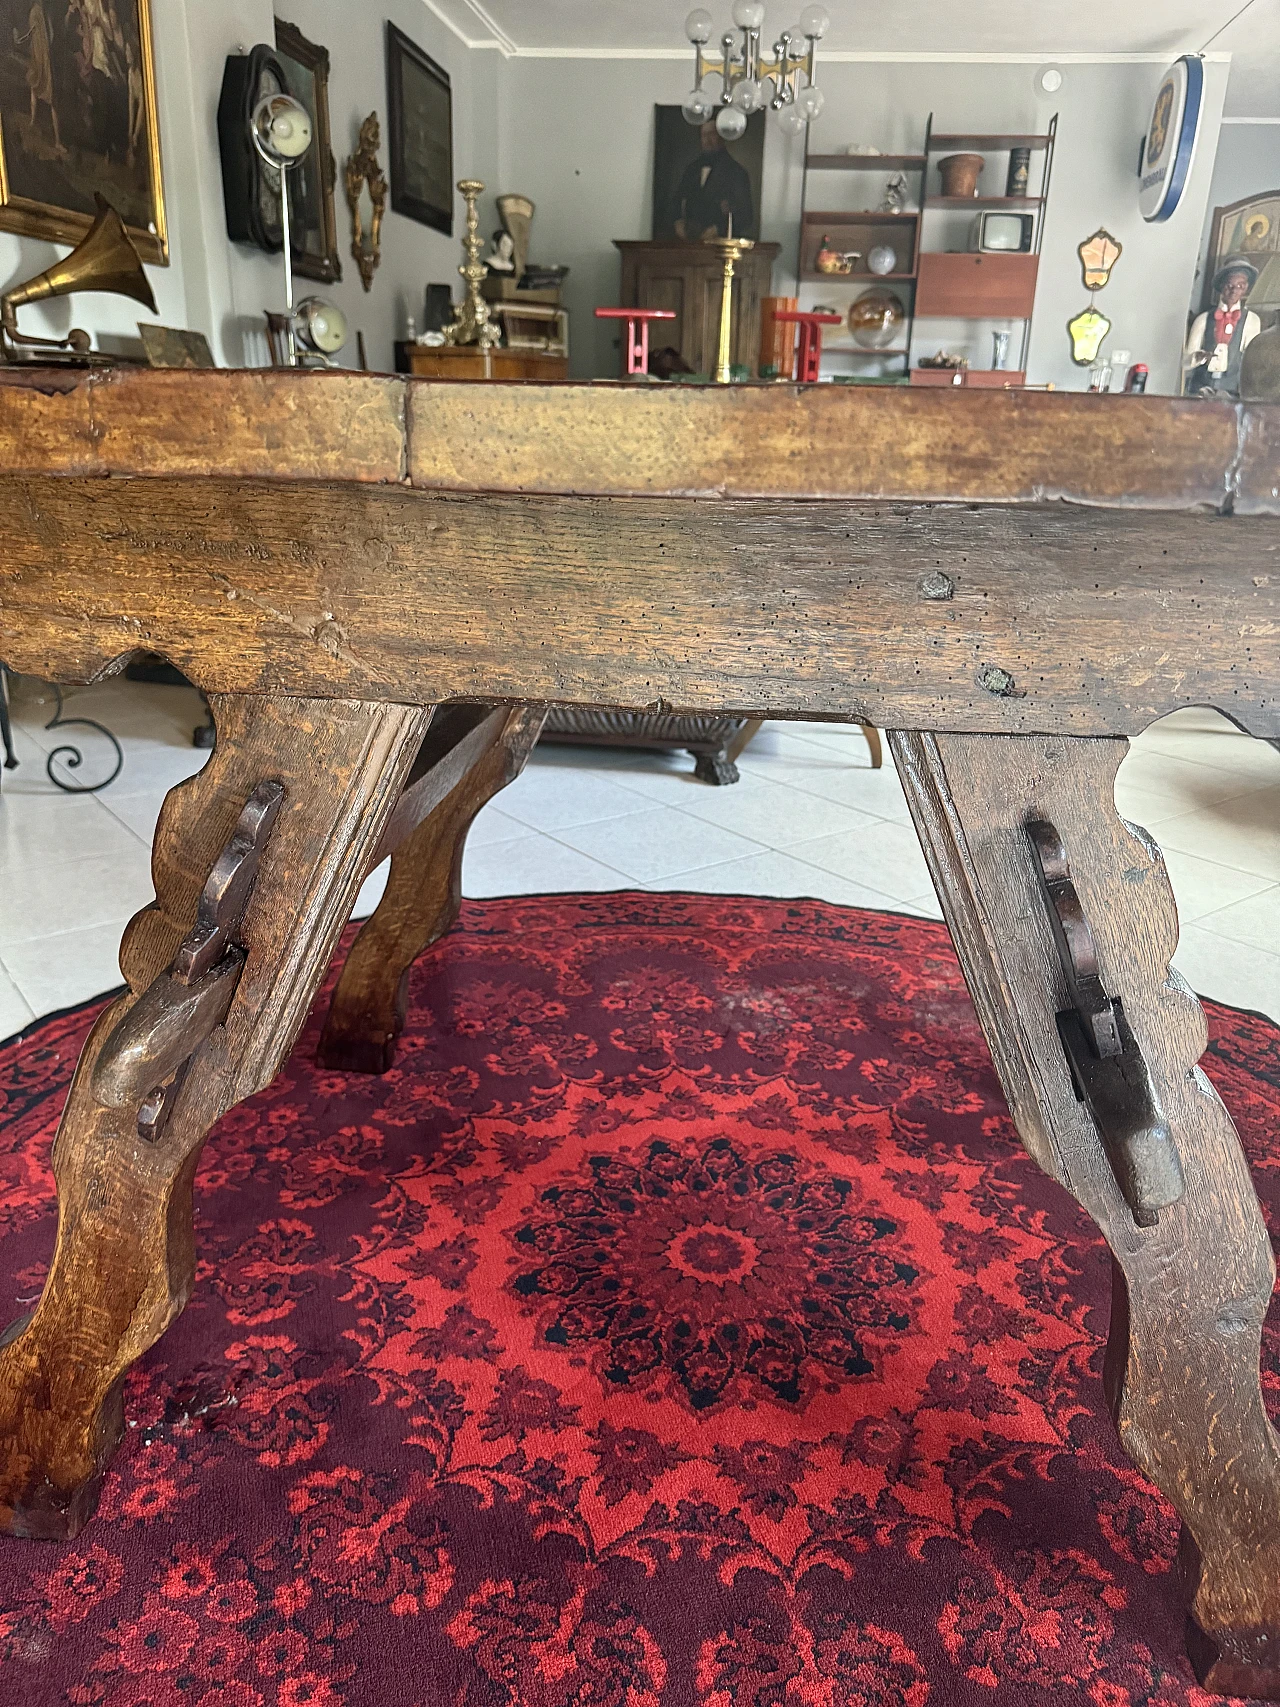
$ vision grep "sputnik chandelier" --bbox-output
[681,2,829,139]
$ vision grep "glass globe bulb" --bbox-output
[798,3,830,37]
[715,104,749,141]
[682,87,714,124]
[796,82,824,119]
[252,93,312,165]
[776,102,807,135]
[731,77,762,113]
[731,0,766,27]
[685,7,713,43]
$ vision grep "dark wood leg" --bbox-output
[0,664,17,772]
[692,747,740,786]
[0,692,429,1538]
[891,729,1280,1699]
[860,721,883,770]
[317,705,546,1075]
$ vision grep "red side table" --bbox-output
[595,307,677,377]
[774,310,843,383]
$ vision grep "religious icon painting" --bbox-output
[0,0,167,261]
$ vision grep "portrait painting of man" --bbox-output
[0,0,166,261]
[652,105,764,243]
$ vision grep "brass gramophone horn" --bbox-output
[0,194,157,363]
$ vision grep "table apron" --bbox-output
[1,476,1277,738]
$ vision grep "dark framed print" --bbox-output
[0,0,167,262]
[274,17,341,284]
[386,21,451,235]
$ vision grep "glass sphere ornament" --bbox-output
[776,102,807,136]
[867,243,897,276]
[251,93,312,165]
[731,0,766,25]
[798,3,830,36]
[731,77,763,112]
[848,287,905,349]
[685,7,713,42]
[682,87,714,123]
[715,103,748,140]
[796,83,824,120]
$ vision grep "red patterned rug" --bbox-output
[0,893,1277,1707]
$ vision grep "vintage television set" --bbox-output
[972,211,1035,253]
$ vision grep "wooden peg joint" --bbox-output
[1026,818,1186,1227]
[91,781,285,1140]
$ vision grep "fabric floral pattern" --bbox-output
[0,892,1275,1706]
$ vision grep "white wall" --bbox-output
[501,55,1227,393]
[0,18,1228,393]
[0,0,495,371]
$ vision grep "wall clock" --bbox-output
[1138,55,1203,224]
[217,45,292,251]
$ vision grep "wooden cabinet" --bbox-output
[915,252,1039,320]
[399,344,569,381]
[911,367,1028,388]
[614,240,780,378]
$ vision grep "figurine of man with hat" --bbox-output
[1184,255,1261,397]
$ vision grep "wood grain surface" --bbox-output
[891,730,1280,1695]
[2,367,1279,510]
[318,704,546,1075]
[1,474,1277,737]
[0,693,427,1537]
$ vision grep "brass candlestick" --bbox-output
[443,178,500,351]
[704,234,755,384]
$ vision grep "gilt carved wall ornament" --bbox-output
[345,113,387,293]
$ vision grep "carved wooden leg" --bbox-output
[317,705,546,1075]
[891,730,1280,1699]
[0,692,429,1539]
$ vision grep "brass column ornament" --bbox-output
[443,179,500,351]
[704,232,754,383]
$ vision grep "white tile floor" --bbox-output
[1,676,1278,1036]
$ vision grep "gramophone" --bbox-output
[0,194,157,365]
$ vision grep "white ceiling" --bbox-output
[425,0,1280,118]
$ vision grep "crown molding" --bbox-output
[415,8,1233,67]
[418,0,512,53]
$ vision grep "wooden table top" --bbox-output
[1,366,1277,510]
[2,368,1278,739]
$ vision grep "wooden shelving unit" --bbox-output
[796,116,1058,384]
[795,120,932,378]
[911,118,1058,378]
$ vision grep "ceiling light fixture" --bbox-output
[681,3,829,140]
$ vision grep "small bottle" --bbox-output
[405,315,417,344]
[1125,363,1149,393]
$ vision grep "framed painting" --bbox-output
[386,21,451,235]
[1204,189,1280,316]
[274,17,340,285]
[652,105,764,242]
[0,0,167,262]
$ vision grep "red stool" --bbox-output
[595,307,677,377]
[774,310,843,383]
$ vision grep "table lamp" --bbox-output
[251,92,313,366]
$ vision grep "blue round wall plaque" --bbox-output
[1139,55,1204,223]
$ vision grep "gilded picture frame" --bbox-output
[1204,189,1280,316]
[274,17,341,285]
[0,0,168,263]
